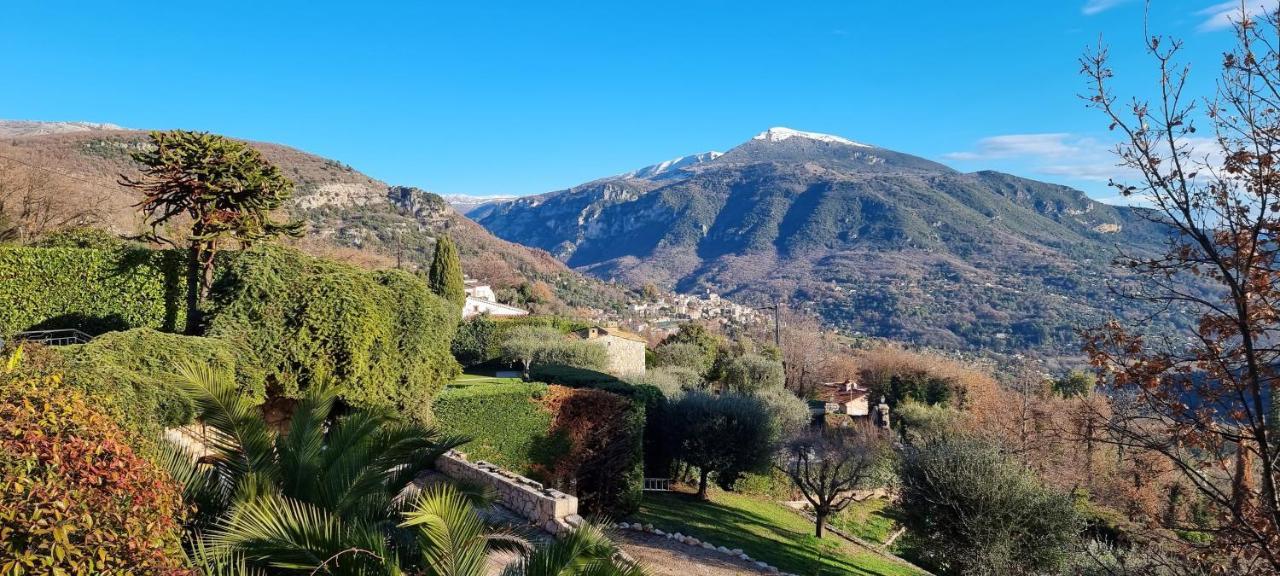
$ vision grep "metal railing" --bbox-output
[642,478,671,492]
[9,329,95,346]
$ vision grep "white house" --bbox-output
[461,281,528,320]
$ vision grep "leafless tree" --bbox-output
[0,160,104,243]
[1081,4,1280,571]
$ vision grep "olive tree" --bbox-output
[778,424,889,538]
[898,435,1081,575]
[666,392,776,499]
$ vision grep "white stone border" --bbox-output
[612,522,797,576]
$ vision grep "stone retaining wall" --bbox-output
[435,450,582,534]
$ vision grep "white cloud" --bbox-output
[1083,0,1134,16]
[1197,0,1279,31]
[945,133,1219,184]
[943,133,1099,162]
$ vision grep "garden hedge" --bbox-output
[204,244,460,423]
[59,328,240,439]
[0,246,186,336]
[434,382,554,473]
[433,381,645,515]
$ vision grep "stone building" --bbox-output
[571,326,647,377]
[817,380,870,416]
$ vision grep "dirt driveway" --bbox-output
[613,530,772,576]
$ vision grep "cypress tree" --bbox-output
[427,235,465,307]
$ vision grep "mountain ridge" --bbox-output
[0,121,635,315]
[470,127,1180,355]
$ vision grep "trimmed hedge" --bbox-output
[0,246,186,336]
[205,244,460,423]
[433,381,645,515]
[59,328,240,439]
[434,382,553,473]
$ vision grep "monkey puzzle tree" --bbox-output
[122,130,301,334]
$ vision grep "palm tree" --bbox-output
[166,363,464,574]
[166,363,645,576]
[501,523,646,576]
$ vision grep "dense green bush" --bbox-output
[626,365,704,398]
[452,314,498,366]
[0,246,186,336]
[433,382,553,473]
[898,435,1082,575]
[720,353,785,393]
[434,381,646,514]
[653,342,713,375]
[205,244,459,423]
[60,328,240,438]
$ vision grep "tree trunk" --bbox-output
[814,511,826,538]
[184,243,202,335]
[697,470,710,499]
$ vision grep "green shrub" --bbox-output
[452,314,498,367]
[205,244,459,423]
[898,435,1081,575]
[0,246,186,336]
[60,328,240,438]
[0,365,191,575]
[654,342,713,375]
[720,353,785,393]
[626,365,703,398]
[433,381,645,515]
[433,382,553,473]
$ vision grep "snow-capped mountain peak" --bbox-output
[751,126,869,147]
[620,151,722,180]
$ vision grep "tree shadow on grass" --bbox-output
[639,491,909,576]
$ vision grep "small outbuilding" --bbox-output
[570,326,647,377]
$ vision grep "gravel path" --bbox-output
[613,530,771,576]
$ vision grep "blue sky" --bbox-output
[0,1,1263,199]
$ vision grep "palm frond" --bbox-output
[176,361,280,485]
[209,492,391,576]
[503,523,645,576]
[400,484,520,576]
[186,534,270,576]
[158,439,230,526]
[278,381,336,504]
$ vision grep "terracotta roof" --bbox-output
[817,380,870,404]
[572,326,648,343]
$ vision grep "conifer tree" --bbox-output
[427,234,465,307]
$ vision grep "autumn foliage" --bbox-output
[0,367,191,575]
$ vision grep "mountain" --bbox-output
[444,194,519,215]
[0,122,633,315]
[0,120,126,138]
[471,127,1183,355]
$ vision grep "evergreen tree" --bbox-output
[428,234,466,307]
[122,130,301,334]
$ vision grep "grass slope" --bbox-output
[633,489,922,576]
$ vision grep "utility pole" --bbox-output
[772,296,782,350]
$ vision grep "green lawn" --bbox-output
[830,498,900,544]
[632,489,923,576]
[447,374,526,388]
